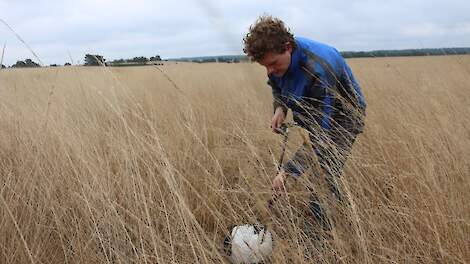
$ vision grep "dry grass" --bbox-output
[0,56,469,263]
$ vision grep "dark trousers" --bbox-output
[310,128,358,230]
[284,125,360,230]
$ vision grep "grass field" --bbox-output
[0,55,469,263]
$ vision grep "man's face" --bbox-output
[258,43,293,77]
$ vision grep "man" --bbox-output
[243,15,366,230]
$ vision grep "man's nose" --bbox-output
[267,66,275,75]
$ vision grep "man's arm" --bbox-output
[301,67,336,131]
[268,79,289,132]
[317,81,335,130]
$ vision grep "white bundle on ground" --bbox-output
[225,224,273,264]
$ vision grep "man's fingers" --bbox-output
[272,118,284,133]
[271,176,286,191]
[271,123,280,133]
[271,118,279,128]
[271,179,280,190]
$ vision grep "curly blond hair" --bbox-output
[243,15,296,61]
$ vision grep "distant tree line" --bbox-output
[106,55,162,66]
[2,48,470,68]
[82,54,163,66]
[174,48,470,63]
[340,47,470,58]
[0,54,163,68]
[174,55,246,63]
[2,58,70,68]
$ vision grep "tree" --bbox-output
[84,54,106,66]
[11,59,40,68]
[128,56,148,64]
[64,62,71,66]
[24,59,40,67]
[1,64,5,69]
[11,61,26,68]
[149,55,161,61]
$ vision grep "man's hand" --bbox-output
[272,170,288,191]
[271,107,286,133]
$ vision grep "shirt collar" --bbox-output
[284,41,303,78]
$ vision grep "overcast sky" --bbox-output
[1,0,469,66]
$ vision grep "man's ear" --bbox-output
[285,41,293,53]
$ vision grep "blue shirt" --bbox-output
[268,37,366,132]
